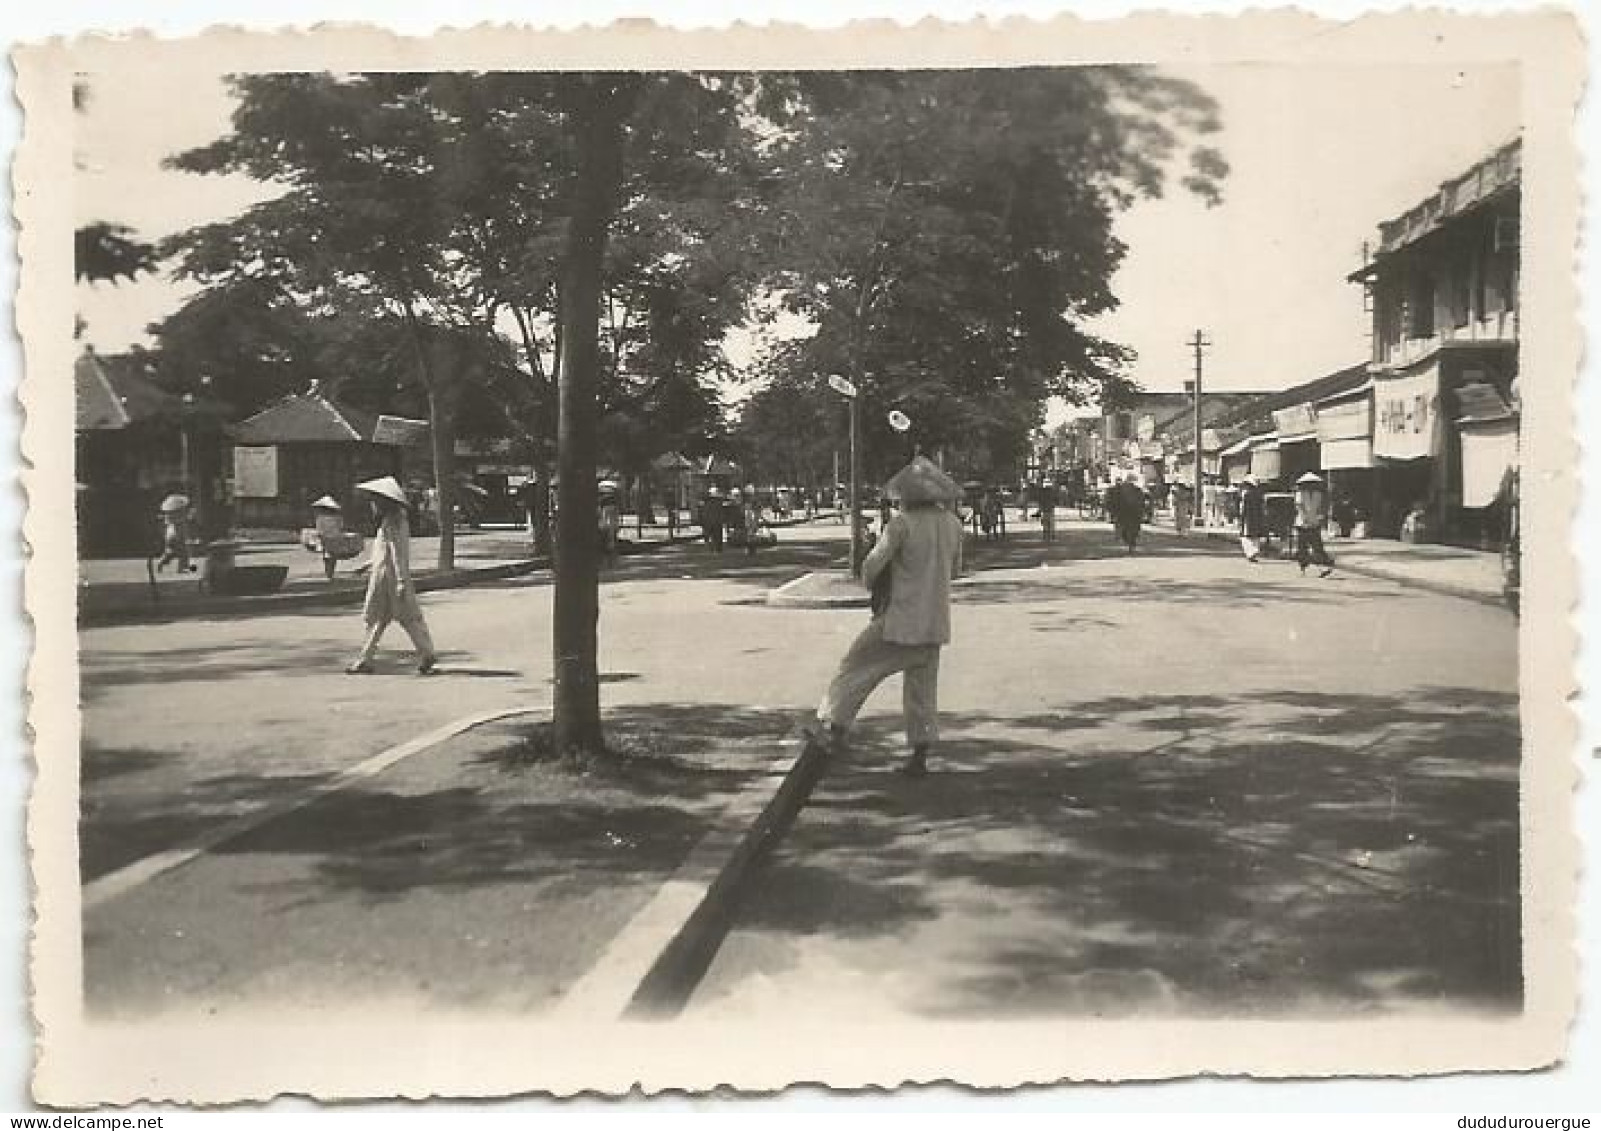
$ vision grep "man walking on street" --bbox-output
[1107,472,1146,553]
[1238,474,1267,562]
[700,488,725,553]
[1293,471,1336,577]
[805,456,965,778]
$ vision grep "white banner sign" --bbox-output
[1373,368,1441,461]
[232,445,279,498]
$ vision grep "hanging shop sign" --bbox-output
[1372,367,1441,461]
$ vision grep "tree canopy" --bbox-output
[744,67,1226,482]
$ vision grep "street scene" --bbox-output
[54,46,1536,1087]
[80,519,1518,1022]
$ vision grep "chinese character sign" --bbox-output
[1372,369,1441,461]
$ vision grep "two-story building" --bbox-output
[1348,138,1520,545]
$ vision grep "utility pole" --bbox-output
[1189,329,1211,529]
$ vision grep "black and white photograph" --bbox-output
[16,7,1585,1105]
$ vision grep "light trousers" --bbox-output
[356,606,436,665]
[816,617,943,747]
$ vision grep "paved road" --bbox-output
[76,517,1518,1017]
[689,523,1521,1021]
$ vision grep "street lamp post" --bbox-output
[827,372,863,576]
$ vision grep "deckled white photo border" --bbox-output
[12,7,1586,1105]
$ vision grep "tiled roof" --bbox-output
[234,389,379,445]
[1169,363,1371,443]
[75,350,181,432]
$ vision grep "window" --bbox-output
[1451,255,1472,328]
[1408,270,1435,338]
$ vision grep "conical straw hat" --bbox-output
[886,456,960,505]
[355,476,407,505]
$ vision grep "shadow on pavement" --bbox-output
[80,703,805,888]
[81,703,805,1016]
[723,685,1521,1018]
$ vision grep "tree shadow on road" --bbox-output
[724,685,1521,1020]
[80,702,807,891]
[952,572,1399,608]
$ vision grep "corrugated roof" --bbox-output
[233,388,379,445]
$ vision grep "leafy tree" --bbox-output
[165,72,488,570]
[75,221,159,285]
[74,81,160,328]
[752,68,1226,538]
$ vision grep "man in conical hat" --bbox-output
[805,455,964,777]
[1293,471,1335,577]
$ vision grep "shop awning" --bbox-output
[1322,437,1375,470]
[1455,382,1514,424]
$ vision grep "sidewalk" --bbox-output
[1176,519,1507,606]
[75,524,699,625]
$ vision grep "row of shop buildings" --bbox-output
[1098,136,1522,548]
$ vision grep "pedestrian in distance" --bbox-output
[1238,473,1268,562]
[736,488,762,558]
[1293,472,1336,577]
[155,494,196,573]
[346,476,439,676]
[804,456,965,778]
[988,488,1008,540]
[700,487,725,553]
[1039,480,1058,544]
[598,481,622,566]
[309,495,357,581]
[1107,472,1146,553]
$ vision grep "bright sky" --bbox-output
[76,61,1521,409]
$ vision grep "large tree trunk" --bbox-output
[551,77,638,762]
